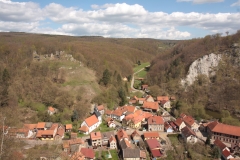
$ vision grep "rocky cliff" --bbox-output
[181,53,222,86]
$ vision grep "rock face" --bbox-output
[181,53,222,86]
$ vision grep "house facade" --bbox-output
[148,116,164,131]
[79,114,100,134]
[90,132,102,148]
[181,126,197,143]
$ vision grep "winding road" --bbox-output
[130,65,150,93]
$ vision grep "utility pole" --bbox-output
[0,117,6,159]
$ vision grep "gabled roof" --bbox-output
[180,113,187,118]
[23,124,37,130]
[37,122,45,129]
[148,116,164,125]
[71,151,85,160]
[78,126,89,132]
[142,101,159,110]
[90,132,102,140]
[80,148,95,159]
[164,122,172,130]
[151,149,162,158]
[66,124,72,130]
[143,132,159,139]
[146,139,161,150]
[105,109,113,115]
[122,105,136,113]
[97,105,104,111]
[207,121,240,137]
[222,148,232,158]
[182,116,195,126]
[181,126,196,137]
[157,96,169,101]
[57,126,65,137]
[120,139,131,149]
[109,135,116,143]
[94,109,101,118]
[214,139,227,151]
[117,129,128,141]
[174,118,184,127]
[131,130,140,138]
[84,115,99,127]
[123,148,140,158]
[48,106,55,112]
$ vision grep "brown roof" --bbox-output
[78,126,89,132]
[71,151,85,160]
[57,127,65,137]
[90,132,102,140]
[85,115,99,127]
[66,124,72,130]
[143,132,159,139]
[117,129,128,141]
[131,130,140,138]
[109,135,116,142]
[69,138,84,145]
[183,116,195,126]
[36,130,43,138]
[222,149,231,158]
[105,109,113,115]
[50,123,58,130]
[37,122,45,129]
[146,139,161,150]
[148,116,164,125]
[123,148,140,158]
[140,150,146,159]
[16,128,28,136]
[123,106,136,113]
[157,96,169,101]
[214,139,227,151]
[41,130,55,135]
[174,118,184,127]
[97,105,104,111]
[80,148,95,159]
[144,112,153,119]
[181,126,196,137]
[142,101,159,110]
[207,121,240,137]
[23,124,37,130]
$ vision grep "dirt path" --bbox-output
[130,65,150,93]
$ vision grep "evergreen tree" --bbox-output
[118,87,127,106]
[102,69,111,86]
[71,110,79,122]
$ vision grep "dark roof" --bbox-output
[45,122,53,128]
[181,126,196,137]
[94,109,101,118]
[101,131,115,139]
[214,139,227,151]
[123,148,140,158]
[70,144,79,154]
[120,139,131,149]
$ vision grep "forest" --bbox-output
[147,30,240,125]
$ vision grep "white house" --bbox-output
[108,121,116,128]
[181,126,198,143]
[174,118,186,131]
[79,115,100,134]
[162,101,171,109]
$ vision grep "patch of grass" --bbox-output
[31,102,46,112]
[95,122,114,132]
[109,150,119,160]
[133,62,150,73]
[135,69,147,78]
[77,132,86,137]
[95,151,99,159]
[168,136,180,146]
[133,80,142,89]
[62,79,90,87]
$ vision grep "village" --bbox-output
[2,82,240,160]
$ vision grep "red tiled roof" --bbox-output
[131,130,140,138]
[71,151,85,160]
[117,129,128,141]
[109,135,116,142]
[222,148,231,158]
[164,122,172,130]
[142,101,159,110]
[97,105,104,111]
[105,109,113,115]
[157,96,169,101]
[208,121,240,137]
[36,130,43,138]
[37,122,45,129]
[41,130,54,135]
[23,124,37,130]
[140,151,146,159]
[174,118,184,127]
[123,106,136,113]
[48,106,55,112]
[180,113,187,118]
[85,115,99,127]
[16,128,28,136]
[57,127,65,137]
[148,116,164,125]
[69,138,85,145]
[80,148,95,159]
[151,149,162,158]
[144,112,153,119]
[146,139,161,150]
[50,123,58,130]
[183,116,195,126]
[90,132,102,140]
[66,124,72,130]
[143,132,159,139]
[138,98,146,102]
[78,126,89,132]
[214,139,227,151]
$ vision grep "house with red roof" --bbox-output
[65,124,72,132]
[181,115,199,131]
[80,148,95,160]
[109,135,117,149]
[148,116,164,131]
[146,139,163,159]
[143,132,159,140]
[90,132,102,148]
[181,126,197,143]
[157,96,171,109]
[164,122,174,133]
[207,121,240,148]
[222,148,234,160]
[174,118,186,131]
[48,106,57,115]
[141,101,159,112]
[79,114,100,134]
[97,105,105,115]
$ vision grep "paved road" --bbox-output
[130,65,150,93]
